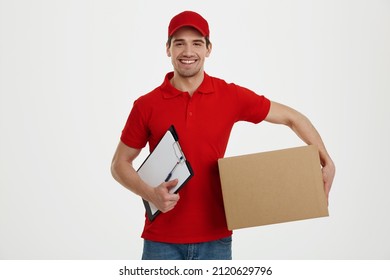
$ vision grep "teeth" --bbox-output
[180,60,195,64]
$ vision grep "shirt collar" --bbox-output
[161,71,215,98]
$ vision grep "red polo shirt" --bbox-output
[121,72,270,243]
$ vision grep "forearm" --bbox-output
[111,155,180,212]
[289,112,333,168]
[265,101,335,200]
[111,157,154,202]
[266,102,334,167]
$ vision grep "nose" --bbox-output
[182,44,194,56]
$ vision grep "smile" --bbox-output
[179,59,197,64]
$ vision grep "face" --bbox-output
[166,27,212,79]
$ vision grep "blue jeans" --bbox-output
[142,236,232,260]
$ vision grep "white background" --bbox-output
[1,0,389,259]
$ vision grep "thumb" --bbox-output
[165,178,179,192]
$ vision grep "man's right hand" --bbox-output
[111,142,181,213]
[149,179,180,213]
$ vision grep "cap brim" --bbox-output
[169,24,207,37]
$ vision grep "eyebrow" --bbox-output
[172,38,205,44]
[193,39,205,44]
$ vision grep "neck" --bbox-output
[170,71,204,96]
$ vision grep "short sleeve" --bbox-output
[120,99,150,149]
[234,84,271,123]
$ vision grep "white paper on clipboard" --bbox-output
[137,125,193,221]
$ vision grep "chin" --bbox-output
[176,68,202,78]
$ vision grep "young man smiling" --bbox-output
[166,26,211,94]
[111,11,335,260]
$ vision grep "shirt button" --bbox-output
[189,112,193,116]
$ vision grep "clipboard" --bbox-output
[137,125,193,221]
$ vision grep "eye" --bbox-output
[193,41,204,47]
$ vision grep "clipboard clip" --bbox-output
[165,142,186,182]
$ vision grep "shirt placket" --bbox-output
[186,93,196,126]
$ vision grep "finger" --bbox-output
[158,191,179,204]
[156,179,177,194]
[157,186,180,201]
[323,179,331,206]
[159,187,180,203]
[165,179,180,197]
[160,199,179,213]
[165,178,179,189]
[168,193,180,202]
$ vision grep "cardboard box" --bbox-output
[218,145,328,230]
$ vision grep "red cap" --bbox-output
[168,11,210,37]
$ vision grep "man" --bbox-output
[111,11,335,260]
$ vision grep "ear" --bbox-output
[166,43,171,57]
[205,42,212,58]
